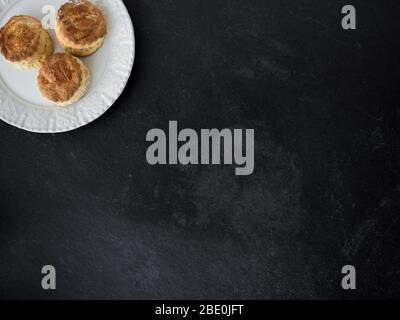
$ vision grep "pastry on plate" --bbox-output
[56,0,107,57]
[38,53,90,106]
[0,15,53,69]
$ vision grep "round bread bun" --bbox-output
[56,0,107,57]
[0,15,54,69]
[38,53,90,106]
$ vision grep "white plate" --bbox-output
[0,0,135,133]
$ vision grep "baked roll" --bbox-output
[0,15,53,69]
[38,53,90,106]
[56,0,107,57]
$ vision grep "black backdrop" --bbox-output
[0,0,399,299]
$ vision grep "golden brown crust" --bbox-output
[38,53,82,103]
[0,16,46,62]
[57,0,107,46]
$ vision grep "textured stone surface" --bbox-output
[0,0,399,299]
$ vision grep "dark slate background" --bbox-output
[0,0,399,299]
